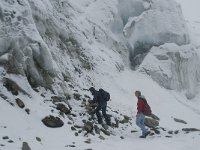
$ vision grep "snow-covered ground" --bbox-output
[0,0,200,150]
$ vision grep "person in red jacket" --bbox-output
[135,90,150,138]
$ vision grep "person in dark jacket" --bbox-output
[135,90,150,138]
[89,87,111,125]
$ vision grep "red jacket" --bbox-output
[137,98,144,114]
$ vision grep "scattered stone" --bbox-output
[84,122,93,133]
[174,130,179,134]
[152,129,160,134]
[101,129,110,136]
[85,149,93,150]
[182,128,200,132]
[144,118,159,128]
[99,135,105,140]
[16,98,25,108]
[78,130,82,134]
[119,115,130,124]
[168,131,173,134]
[70,113,77,117]
[56,103,71,115]
[84,139,91,144]
[149,132,155,136]
[51,96,63,103]
[174,118,187,124]
[8,140,14,143]
[165,136,172,138]
[22,142,31,150]
[2,136,9,140]
[42,115,64,128]
[75,132,78,136]
[68,121,73,125]
[3,78,19,95]
[71,126,76,131]
[120,136,124,139]
[94,125,101,134]
[0,144,5,146]
[36,137,41,142]
[65,145,76,147]
[74,125,83,129]
[25,108,30,114]
[131,130,138,133]
[73,93,81,100]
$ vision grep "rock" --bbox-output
[42,115,64,128]
[119,115,130,124]
[0,144,5,146]
[84,122,93,133]
[56,103,71,115]
[165,136,172,138]
[36,137,41,142]
[174,130,179,134]
[99,135,105,140]
[94,125,101,134]
[75,132,78,136]
[73,93,81,100]
[131,130,138,133]
[174,118,187,124]
[168,131,173,134]
[144,118,159,128]
[16,98,25,108]
[71,126,76,131]
[65,145,76,147]
[182,128,200,132]
[2,136,9,140]
[22,142,31,150]
[51,96,63,103]
[101,129,110,136]
[84,139,91,144]
[8,140,14,143]
[25,108,30,114]
[3,78,19,95]
[120,136,124,139]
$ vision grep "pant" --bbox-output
[96,104,110,124]
[136,113,148,136]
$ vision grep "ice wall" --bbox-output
[139,44,200,99]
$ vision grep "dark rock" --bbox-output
[174,118,187,124]
[42,115,64,128]
[22,142,31,150]
[74,125,83,129]
[165,136,172,138]
[25,108,30,114]
[56,103,71,115]
[8,140,14,143]
[131,130,138,133]
[3,78,19,95]
[71,126,76,131]
[99,135,105,140]
[182,128,200,132]
[16,98,25,108]
[36,137,41,142]
[73,93,81,100]
[0,144,5,146]
[51,96,64,103]
[68,121,73,125]
[119,115,130,124]
[168,131,173,134]
[75,132,78,136]
[120,136,124,139]
[2,136,9,140]
[94,125,101,134]
[101,129,110,136]
[84,139,91,144]
[78,130,82,133]
[84,122,93,133]
[65,145,76,147]
[174,130,179,134]
[149,132,155,136]
[152,129,160,134]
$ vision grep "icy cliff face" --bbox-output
[139,44,200,99]
[113,0,190,67]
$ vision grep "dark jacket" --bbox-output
[91,90,107,107]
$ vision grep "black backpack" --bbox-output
[99,88,110,101]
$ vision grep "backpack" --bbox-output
[140,96,152,116]
[99,88,110,101]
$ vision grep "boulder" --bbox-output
[144,118,159,128]
[56,103,71,115]
[22,142,31,150]
[16,98,25,108]
[42,115,64,128]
